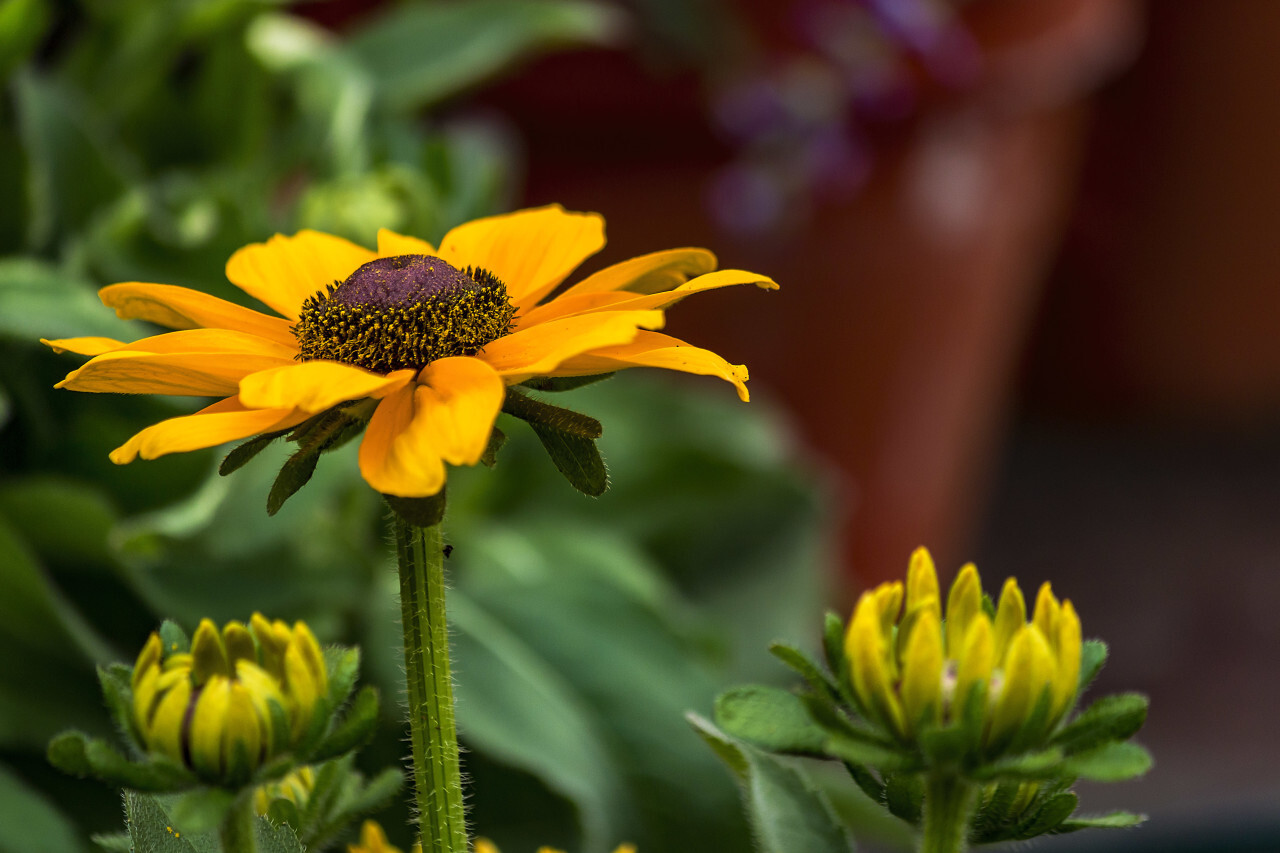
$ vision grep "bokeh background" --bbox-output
[1,1,1278,851]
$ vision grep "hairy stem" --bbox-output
[395,518,467,853]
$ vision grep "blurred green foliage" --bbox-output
[0,2,834,852]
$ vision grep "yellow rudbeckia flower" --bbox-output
[45,205,775,498]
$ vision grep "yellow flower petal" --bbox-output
[519,268,778,328]
[189,676,233,776]
[99,282,296,346]
[358,384,444,497]
[376,228,436,257]
[238,362,415,413]
[1052,600,1082,720]
[900,608,944,733]
[560,247,717,297]
[191,618,231,684]
[989,625,1054,749]
[905,547,941,621]
[226,230,376,320]
[992,578,1027,664]
[478,310,664,383]
[436,204,605,311]
[411,357,504,466]
[110,397,307,464]
[147,675,191,761]
[954,614,995,719]
[546,330,750,401]
[42,336,128,356]
[472,841,499,853]
[945,564,983,658]
[845,590,906,736]
[1031,582,1061,648]
[349,821,403,853]
[224,681,265,770]
[57,351,295,396]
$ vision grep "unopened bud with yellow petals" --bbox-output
[131,614,329,785]
[843,548,1084,757]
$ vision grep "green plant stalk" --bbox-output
[395,518,467,853]
[219,795,259,853]
[919,773,976,853]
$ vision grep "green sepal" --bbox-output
[158,620,190,655]
[266,797,302,831]
[970,780,1021,841]
[223,738,254,788]
[266,698,292,759]
[824,732,917,771]
[323,646,362,707]
[90,832,132,852]
[292,762,403,851]
[957,680,988,760]
[714,684,829,756]
[294,694,335,757]
[267,445,322,516]
[769,642,840,699]
[383,490,447,527]
[503,389,608,496]
[309,685,380,763]
[1060,740,1152,782]
[1078,640,1108,695]
[1054,811,1146,833]
[521,372,615,392]
[1052,692,1148,755]
[1014,791,1078,839]
[220,427,292,476]
[97,663,141,745]
[480,425,506,467]
[882,772,923,825]
[169,787,235,834]
[822,611,846,677]
[842,761,885,804]
[48,730,195,791]
[971,747,1064,782]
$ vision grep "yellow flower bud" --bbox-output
[347,823,637,853]
[844,549,1085,756]
[131,615,329,784]
[254,765,316,816]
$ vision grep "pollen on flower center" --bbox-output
[293,254,516,374]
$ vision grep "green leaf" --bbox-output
[0,515,114,662]
[0,476,120,568]
[1078,640,1108,695]
[124,792,212,853]
[13,72,135,249]
[714,685,828,755]
[1053,692,1148,755]
[0,760,89,853]
[689,714,855,853]
[1061,740,1153,782]
[0,0,50,84]
[0,259,138,343]
[1055,811,1147,833]
[48,730,194,791]
[254,816,305,853]
[347,0,623,111]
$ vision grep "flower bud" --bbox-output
[131,615,329,784]
[845,548,1083,754]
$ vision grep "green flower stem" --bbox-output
[395,517,467,853]
[919,773,976,853]
[218,795,258,853]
